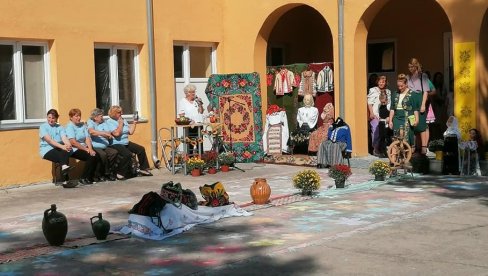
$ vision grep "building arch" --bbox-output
[254,4,333,130]
[354,0,452,155]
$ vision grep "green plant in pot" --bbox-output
[202,151,218,174]
[292,169,321,195]
[186,156,205,173]
[218,152,235,172]
[369,160,390,181]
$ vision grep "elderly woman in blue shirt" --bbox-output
[106,105,152,177]
[65,108,100,185]
[39,109,74,186]
[87,108,119,181]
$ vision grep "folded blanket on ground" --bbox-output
[117,203,252,240]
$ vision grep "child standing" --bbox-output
[377,93,391,157]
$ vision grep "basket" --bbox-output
[175,118,191,125]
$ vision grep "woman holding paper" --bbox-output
[388,74,421,146]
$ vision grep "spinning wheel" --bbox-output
[387,127,413,175]
[387,140,412,166]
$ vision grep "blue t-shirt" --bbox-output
[106,118,129,145]
[65,122,89,152]
[39,122,66,158]
[87,119,111,149]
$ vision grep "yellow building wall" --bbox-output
[1,0,488,187]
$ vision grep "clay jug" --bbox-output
[250,178,271,204]
[42,204,68,246]
[90,213,111,240]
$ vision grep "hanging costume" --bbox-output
[308,103,334,152]
[298,70,317,96]
[316,65,334,92]
[274,68,296,95]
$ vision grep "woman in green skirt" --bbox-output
[388,74,421,146]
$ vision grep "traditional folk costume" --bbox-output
[316,65,334,92]
[308,103,334,153]
[263,105,289,155]
[389,88,421,146]
[407,72,436,132]
[367,86,391,154]
[274,68,296,95]
[442,116,461,175]
[298,70,317,96]
[317,118,352,167]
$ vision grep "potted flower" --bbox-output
[328,164,352,188]
[186,156,205,176]
[202,151,218,174]
[218,152,235,172]
[292,169,321,195]
[368,160,390,181]
[428,139,444,160]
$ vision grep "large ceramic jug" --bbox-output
[250,178,271,204]
[90,213,110,240]
[42,204,68,246]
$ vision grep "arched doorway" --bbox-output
[358,0,452,155]
[254,4,333,134]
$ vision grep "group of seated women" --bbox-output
[39,106,152,188]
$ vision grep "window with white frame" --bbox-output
[94,46,140,116]
[0,42,50,124]
[173,43,216,112]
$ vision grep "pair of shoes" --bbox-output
[107,174,117,181]
[116,174,126,181]
[96,176,107,182]
[78,178,93,185]
[137,169,153,176]
[61,166,73,177]
[62,180,78,188]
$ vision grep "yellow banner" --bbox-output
[454,42,477,140]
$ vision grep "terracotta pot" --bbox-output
[207,167,217,174]
[191,169,201,177]
[220,165,230,172]
[250,178,271,204]
[435,151,443,161]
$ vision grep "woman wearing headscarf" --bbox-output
[317,117,352,168]
[442,116,461,175]
[308,103,334,153]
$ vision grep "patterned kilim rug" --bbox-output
[205,73,264,163]
[262,154,318,167]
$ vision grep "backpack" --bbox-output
[129,192,166,227]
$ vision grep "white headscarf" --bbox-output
[443,116,461,140]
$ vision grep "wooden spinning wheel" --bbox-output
[387,128,412,167]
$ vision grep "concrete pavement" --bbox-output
[1,158,488,275]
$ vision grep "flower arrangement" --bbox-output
[202,151,218,168]
[428,139,444,152]
[328,164,352,182]
[292,169,321,195]
[369,160,391,177]
[218,152,235,165]
[186,156,205,172]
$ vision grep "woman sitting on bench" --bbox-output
[39,109,75,187]
[317,117,352,168]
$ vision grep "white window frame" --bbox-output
[0,41,51,125]
[174,42,217,85]
[94,44,141,119]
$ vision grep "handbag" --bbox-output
[160,181,198,210]
[128,191,165,227]
[199,182,230,207]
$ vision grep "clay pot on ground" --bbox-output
[220,165,230,172]
[250,178,271,204]
[191,169,201,177]
[207,167,217,174]
[42,204,68,246]
[90,213,110,240]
